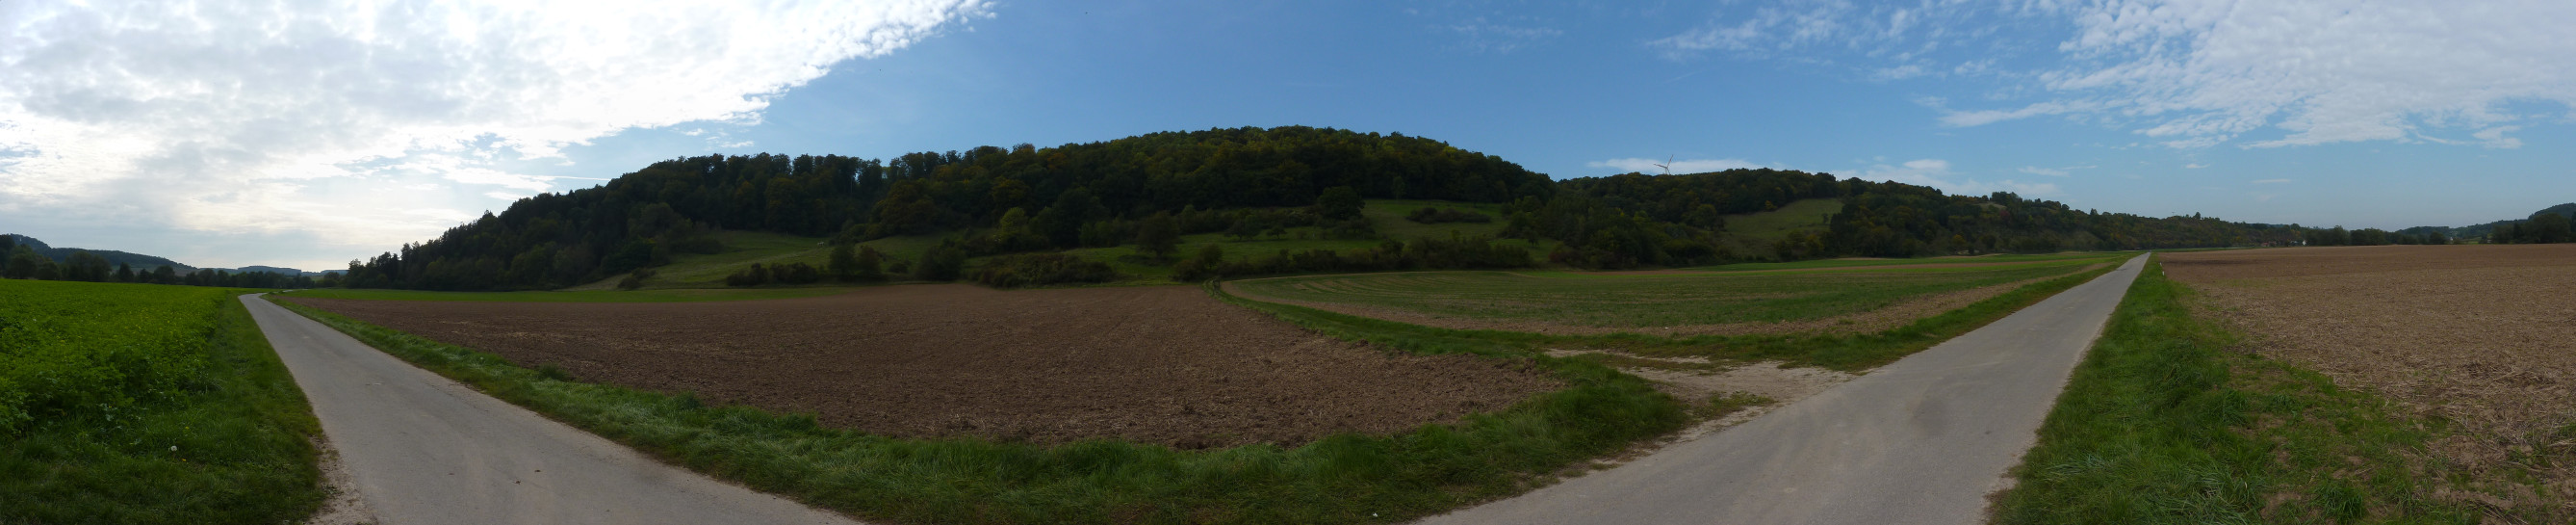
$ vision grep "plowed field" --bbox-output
[2162,245,2576,515]
[287,284,1557,449]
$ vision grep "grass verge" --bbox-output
[1990,256,2482,524]
[273,297,1684,524]
[1221,260,2121,373]
[1,282,325,524]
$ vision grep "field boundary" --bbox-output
[1990,255,2486,523]
[270,295,1687,524]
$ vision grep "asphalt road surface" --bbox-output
[243,294,862,525]
[1417,254,2150,525]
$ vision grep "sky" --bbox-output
[3,0,2572,270]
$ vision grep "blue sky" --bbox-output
[4,1,2572,270]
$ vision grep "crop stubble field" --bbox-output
[286,284,1558,448]
[1223,259,2108,336]
[2162,245,2576,516]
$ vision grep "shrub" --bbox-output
[968,253,1118,288]
[1404,207,1493,224]
[917,245,966,282]
[616,268,656,290]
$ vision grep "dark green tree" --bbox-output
[2527,212,2573,244]
[1134,213,1181,260]
[1315,186,1364,221]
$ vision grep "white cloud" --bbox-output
[2251,178,2292,184]
[2473,126,2524,148]
[0,0,987,260]
[1851,158,2063,197]
[2184,163,2209,170]
[1445,18,1561,54]
[2047,0,2576,148]
[1662,1,2576,148]
[2018,167,2071,177]
[1591,157,1767,174]
[1940,101,2097,127]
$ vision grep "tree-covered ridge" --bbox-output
[338,126,2302,291]
[343,126,1549,290]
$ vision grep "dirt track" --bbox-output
[288,285,1557,448]
[2163,245,2576,516]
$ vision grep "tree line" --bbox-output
[1,236,318,289]
[336,126,2303,290]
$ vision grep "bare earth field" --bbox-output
[2162,245,2576,515]
[287,284,1558,449]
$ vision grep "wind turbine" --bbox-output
[1651,155,1674,175]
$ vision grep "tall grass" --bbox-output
[1991,257,2482,524]
[275,298,1684,524]
[0,280,324,524]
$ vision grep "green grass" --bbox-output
[0,280,325,524]
[1229,259,2106,329]
[1691,251,2129,272]
[1717,198,1842,257]
[1363,199,1509,241]
[1991,256,2485,524]
[573,230,943,290]
[278,286,851,302]
[1222,260,2122,373]
[274,295,1686,524]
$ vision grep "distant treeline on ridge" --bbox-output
[339,126,2311,291]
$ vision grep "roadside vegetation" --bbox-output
[0,279,325,524]
[1992,257,2486,524]
[276,298,1683,524]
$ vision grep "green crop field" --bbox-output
[1229,259,2106,329]
[0,280,325,524]
[1693,251,2131,272]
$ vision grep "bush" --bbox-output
[1404,207,1492,224]
[967,253,1118,288]
[616,268,656,290]
[917,245,966,282]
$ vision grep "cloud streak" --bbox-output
[1591,157,1766,174]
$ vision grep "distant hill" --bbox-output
[2452,202,2576,238]
[3,233,193,271]
[223,265,333,276]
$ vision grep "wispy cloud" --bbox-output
[2018,167,2071,177]
[2184,163,2210,170]
[1591,157,1766,174]
[1851,159,2063,197]
[1445,17,1562,54]
[2251,179,2293,184]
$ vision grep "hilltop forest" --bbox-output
[337,126,2301,291]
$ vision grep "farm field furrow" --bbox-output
[2161,245,2576,519]
[1224,259,2108,336]
[282,284,1557,448]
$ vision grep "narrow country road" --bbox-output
[242,294,863,525]
[1418,254,2150,525]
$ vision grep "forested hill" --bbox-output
[340,126,2292,291]
[1,234,191,271]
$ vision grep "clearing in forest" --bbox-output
[1224,258,2109,336]
[281,284,1557,449]
[2161,245,2576,519]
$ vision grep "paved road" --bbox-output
[1418,254,2150,525]
[243,294,862,525]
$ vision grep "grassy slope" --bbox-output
[570,230,942,291]
[1717,198,1842,258]
[1992,256,2483,524]
[1229,260,2104,328]
[274,294,1683,525]
[0,281,326,524]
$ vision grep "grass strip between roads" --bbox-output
[1222,261,2119,373]
[1991,256,2484,524]
[275,298,1684,525]
[1,282,327,524]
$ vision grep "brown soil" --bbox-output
[288,284,1559,449]
[1227,264,2096,337]
[2161,245,2576,516]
